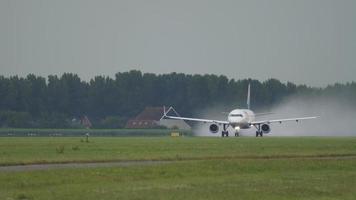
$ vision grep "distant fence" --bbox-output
[0,129,193,137]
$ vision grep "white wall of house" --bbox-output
[158,119,191,130]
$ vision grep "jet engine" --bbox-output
[261,124,271,134]
[209,124,219,133]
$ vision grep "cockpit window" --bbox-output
[230,114,243,117]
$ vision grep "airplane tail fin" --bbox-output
[247,83,251,110]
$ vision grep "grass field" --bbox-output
[1,137,356,200]
[0,128,191,137]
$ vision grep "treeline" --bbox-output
[0,70,355,128]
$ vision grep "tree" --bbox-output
[1,71,355,128]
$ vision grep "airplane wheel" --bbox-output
[235,132,239,137]
[222,131,228,137]
[256,131,259,137]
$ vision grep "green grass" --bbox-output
[1,158,356,200]
[0,137,356,165]
[0,128,191,137]
[1,137,356,200]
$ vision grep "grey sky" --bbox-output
[1,0,355,86]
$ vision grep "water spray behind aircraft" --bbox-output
[163,83,318,137]
[262,95,356,136]
[192,94,356,136]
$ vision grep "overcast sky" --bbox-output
[1,0,355,86]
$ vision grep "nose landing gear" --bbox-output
[234,126,241,137]
[221,124,241,137]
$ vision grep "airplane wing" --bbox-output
[251,116,318,125]
[164,115,229,125]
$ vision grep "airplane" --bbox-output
[162,83,318,137]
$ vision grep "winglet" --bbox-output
[161,106,181,120]
[161,106,167,120]
[163,106,168,116]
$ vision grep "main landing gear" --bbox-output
[254,124,263,137]
[222,124,229,137]
[256,131,263,137]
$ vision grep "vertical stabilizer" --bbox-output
[247,83,251,109]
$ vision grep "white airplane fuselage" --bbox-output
[227,109,255,130]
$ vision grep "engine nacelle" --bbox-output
[209,124,219,133]
[261,124,271,134]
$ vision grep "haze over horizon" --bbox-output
[1,0,355,87]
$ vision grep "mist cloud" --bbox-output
[261,95,356,136]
